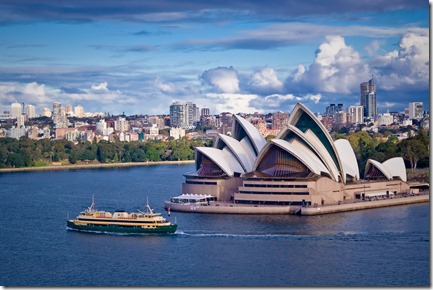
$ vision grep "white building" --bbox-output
[347,105,364,124]
[170,127,186,140]
[17,115,25,128]
[74,105,84,118]
[408,102,423,120]
[41,108,52,118]
[115,117,129,133]
[378,112,394,126]
[26,105,36,119]
[11,102,22,119]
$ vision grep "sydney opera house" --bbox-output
[172,103,409,211]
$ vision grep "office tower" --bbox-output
[347,106,364,124]
[360,76,377,119]
[26,104,36,119]
[324,104,343,117]
[408,102,423,120]
[10,102,22,119]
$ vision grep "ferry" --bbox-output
[67,198,177,234]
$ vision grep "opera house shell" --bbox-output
[180,103,409,208]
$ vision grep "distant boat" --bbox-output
[67,197,177,234]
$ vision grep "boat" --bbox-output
[66,197,177,234]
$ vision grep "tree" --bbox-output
[398,139,428,172]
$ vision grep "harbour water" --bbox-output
[0,164,430,286]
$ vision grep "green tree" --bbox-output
[398,139,428,172]
[131,148,146,162]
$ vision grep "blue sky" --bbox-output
[0,0,429,116]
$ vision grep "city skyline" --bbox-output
[0,1,429,116]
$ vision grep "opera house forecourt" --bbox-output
[165,103,429,215]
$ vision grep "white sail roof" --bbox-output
[278,124,340,182]
[287,103,345,182]
[196,147,244,177]
[334,139,360,182]
[254,139,330,176]
[232,114,267,156]
[216,133,255,172]
[382,157,407,182]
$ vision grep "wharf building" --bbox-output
[179,103,409,207]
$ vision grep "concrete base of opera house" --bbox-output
[300,194,429,215]
[165,194,429,215]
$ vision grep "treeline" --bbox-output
[340,127,429,174]
[0,137,213,168]
[0,129,429,175]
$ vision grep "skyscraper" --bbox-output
[408,102,423,120]
[360,76,377,120]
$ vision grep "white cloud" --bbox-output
[287,35,369,94]
[249,67,283,93]
[205,92,258,113]
[201,67,240,93]
[90,82,109,92]
[373,29,429,91]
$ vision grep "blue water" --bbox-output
[0,164,430,286]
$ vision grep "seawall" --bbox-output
[165,202,298,214]
[300,195,429,215]
[0,160,195,173]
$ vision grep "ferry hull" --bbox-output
[66,220,177,234]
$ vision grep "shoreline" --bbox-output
[0,160,195,173]
[165,193,429,215]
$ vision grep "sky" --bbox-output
[0,0,430,116]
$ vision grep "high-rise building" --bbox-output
[365,92,377,120]
[201,107,210,117]
[360,77,377,120]
[324,104,343,117]
[347,106,364,124]
[408,102,423,120]
[74,105,84,118]
[52,102,67,128]
[169,101,199,129]
[26,104,36,119]
[114,117,129,132]
[52,102,62,124]
[170,102,187,128]
[10,102,22,119]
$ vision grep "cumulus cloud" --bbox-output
[248,67,283,94]
[201,67,240,93]
[288,35,368,94]
[373,29,429,92]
